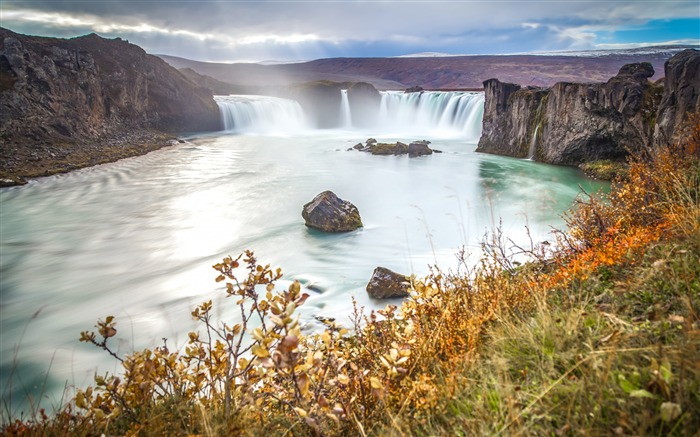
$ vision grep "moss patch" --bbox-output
[580,159,629,180]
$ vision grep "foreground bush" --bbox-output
[3,119,699,436]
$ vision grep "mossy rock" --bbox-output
[370,142,409,155]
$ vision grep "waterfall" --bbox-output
[339,90,352,129]
[528,125,539,160]
[216,95,309,134]
[377,91,485,139]
[215,91,484,139]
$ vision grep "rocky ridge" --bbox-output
[159,47,697,90]
[0,28,221,184]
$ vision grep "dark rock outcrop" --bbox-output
[408,140,433,157]
[405,86,424,93]
[654,49,700,146]
[366,267,411,299]
[288,80,342,128]
[0,28,221,182]
[302,191,363,232]
[347,82,381,128]
[287,80,381,129]
[477,50,700,166]
[477,62,659,165]
[476,81,547,159]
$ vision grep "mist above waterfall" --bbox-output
[215,90,485,138]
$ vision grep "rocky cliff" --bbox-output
[477,50,699,166]
[654,49,700,146]
[0,28,221,183]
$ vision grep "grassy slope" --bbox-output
[403,239,699,436]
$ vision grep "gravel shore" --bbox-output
[0,130,179,187]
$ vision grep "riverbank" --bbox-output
[0,130,179,186]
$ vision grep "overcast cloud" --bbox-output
[1,1,698,62]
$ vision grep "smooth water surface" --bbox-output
[0,130,607,414]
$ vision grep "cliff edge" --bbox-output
[0,28,221,184]
[476,49,699,167]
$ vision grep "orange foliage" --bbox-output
[547,115,700,289]
[545,225,663,289]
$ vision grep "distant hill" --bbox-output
[158,45,698,91]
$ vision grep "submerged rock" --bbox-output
[302,191,363,232]
[366,267,411,299]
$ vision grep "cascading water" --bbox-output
[528,125,539,160]
[215,91,484,139]
[376,91,485,139]
[339,90,352,129]
[216,95,309,134]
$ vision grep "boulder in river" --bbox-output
[366,267,411,299]
[408,140,433,157]
[302,191,363,232]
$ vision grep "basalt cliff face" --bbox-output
[654,49,700,146]
[285,80,380,128]
[477,50,699,166]
[0,28,220,183]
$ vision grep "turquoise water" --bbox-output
[0,129,607,416]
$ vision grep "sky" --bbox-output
[1,1,698,63]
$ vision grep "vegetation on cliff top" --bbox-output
[3,118,699,436]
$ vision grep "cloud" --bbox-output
[1,1,698,61]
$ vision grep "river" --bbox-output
[0,92,606,415]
